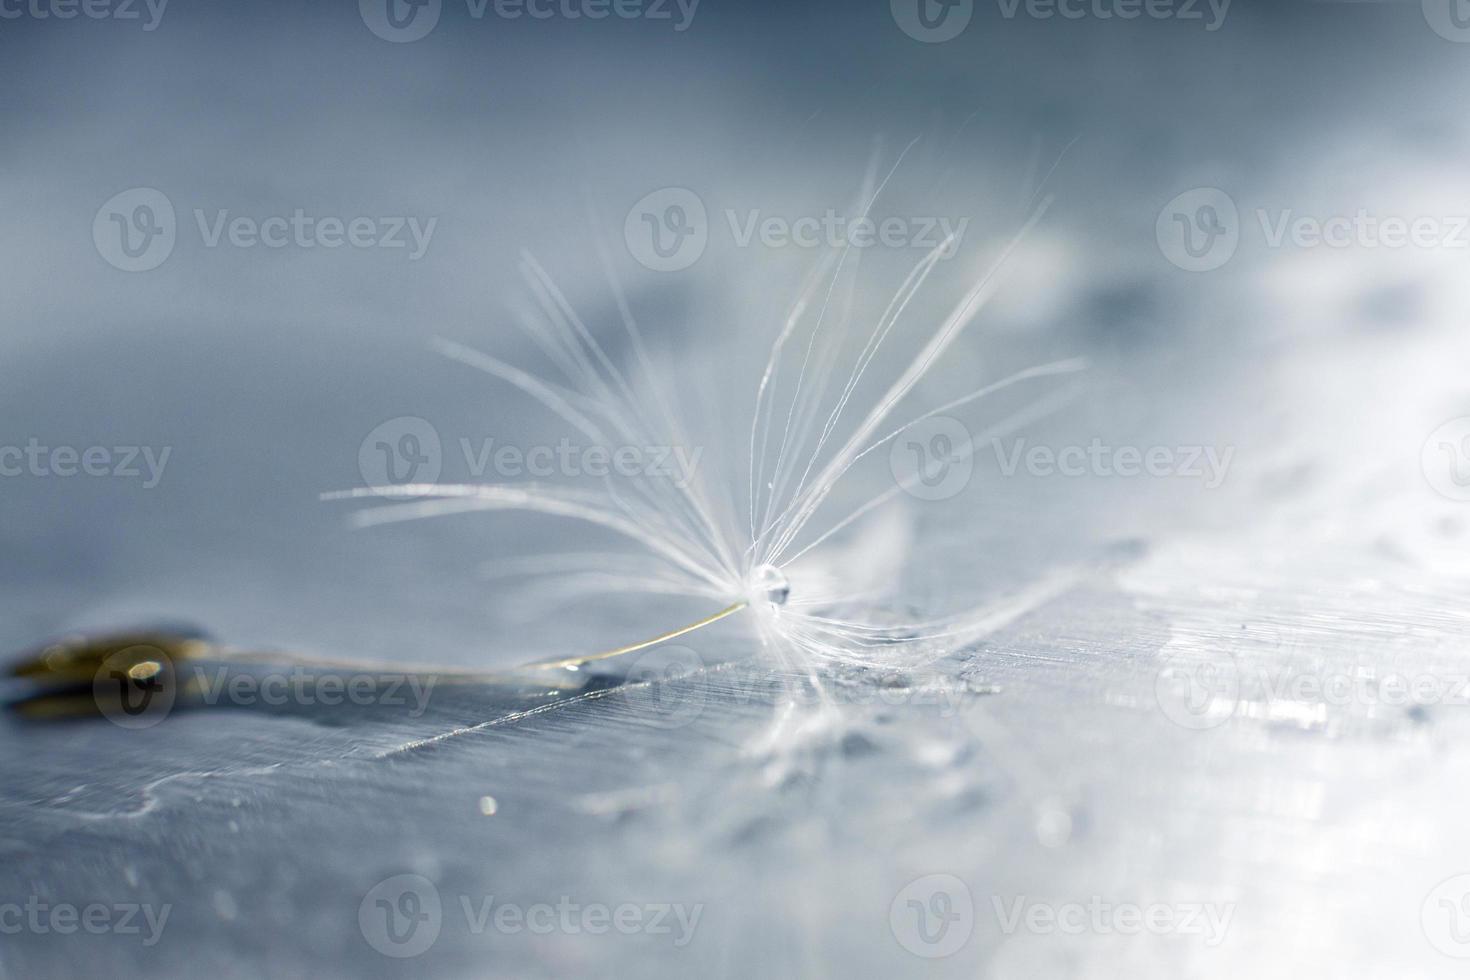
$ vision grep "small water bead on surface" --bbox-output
[751,564,790,605]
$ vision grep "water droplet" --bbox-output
[750,564,789,605]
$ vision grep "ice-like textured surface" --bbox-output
[4,310,1469,978]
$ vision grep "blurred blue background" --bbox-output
[4,1,1470,977]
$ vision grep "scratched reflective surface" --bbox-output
[4,2,1470,977]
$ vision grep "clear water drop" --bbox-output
[750,564,790,605]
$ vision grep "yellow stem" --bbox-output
[519,600,750,671]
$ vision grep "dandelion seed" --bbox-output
[325,148,1086,691]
